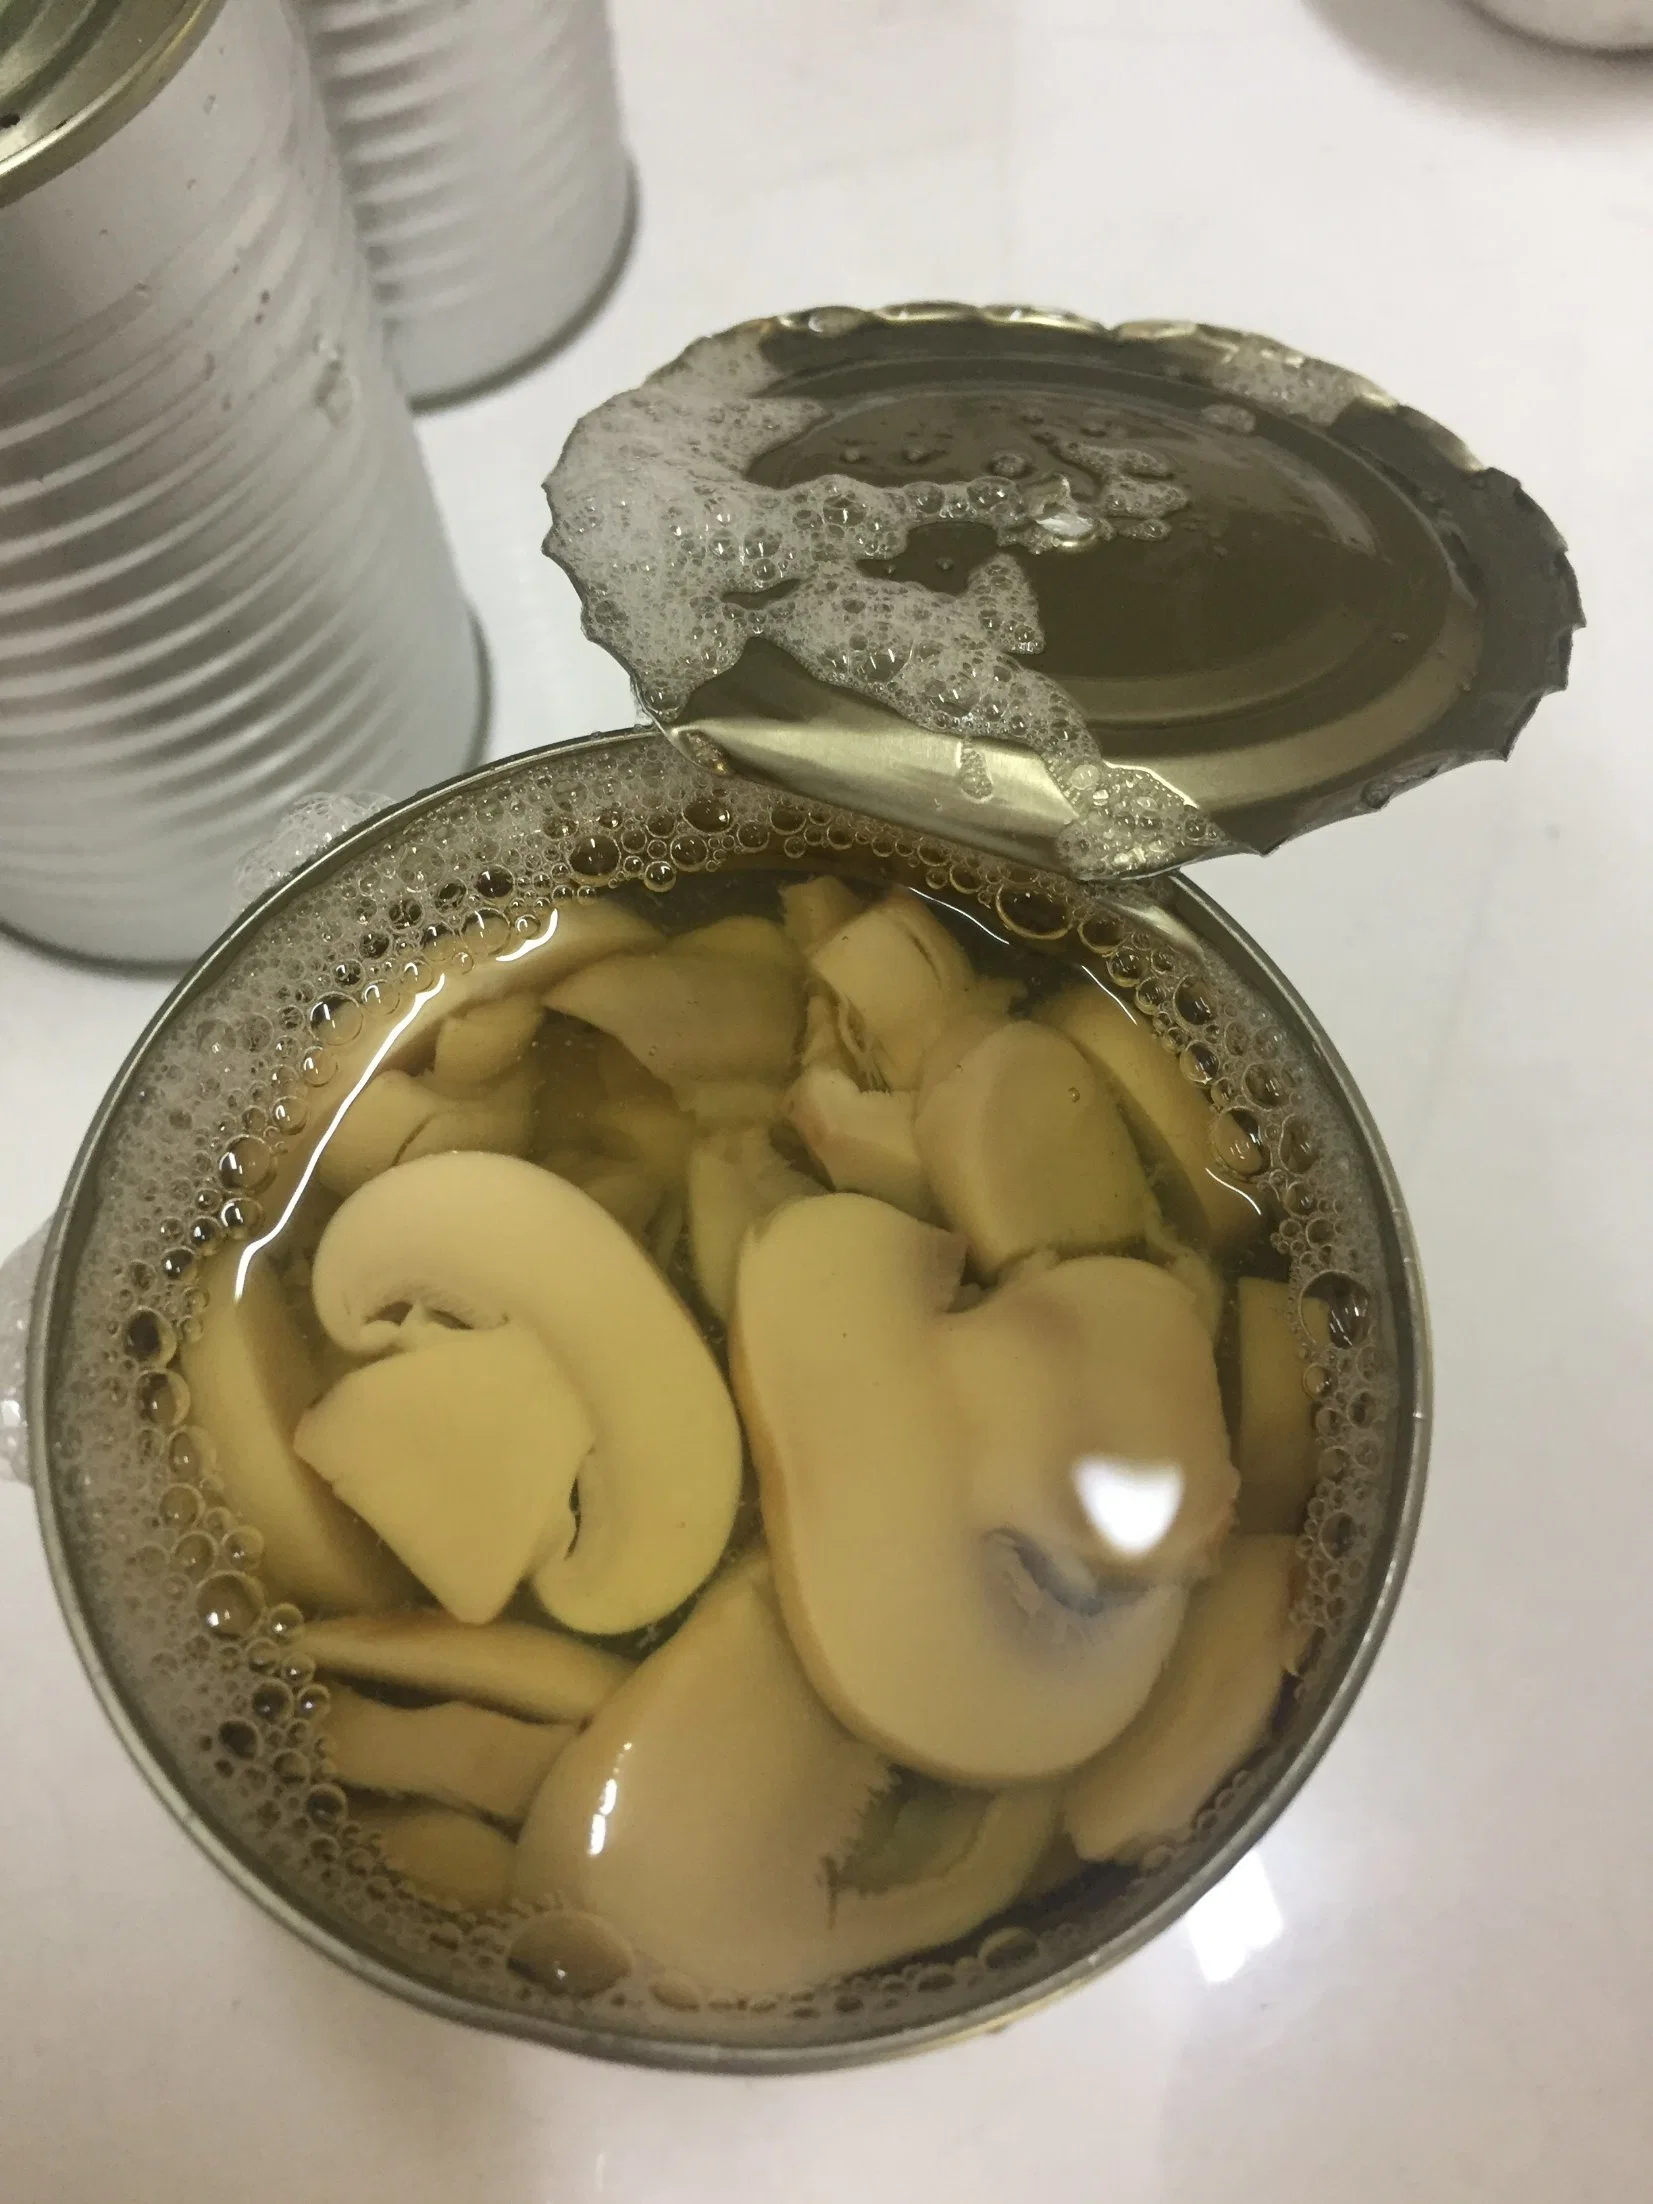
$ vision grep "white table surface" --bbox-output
[4,2,1650,2196]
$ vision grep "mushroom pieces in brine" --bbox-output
[297,1150,743,1637]
[731,1193,1238,1786]
[514,1555,1057,1998]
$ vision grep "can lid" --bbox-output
[544,305,1581,881]
[0,0,220,209]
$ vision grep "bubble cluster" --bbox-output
[45,732,1406,2055]
[544,326,1232,879]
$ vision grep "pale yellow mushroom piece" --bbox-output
[676,913,803,975]
[1043,982,1262,1253]
[300,1610,631,1721]
[294,1321,591,1625]
[323,1686,572,1825]
[914,1021,1150,1274]
[687,1125,819,1321]
[354,1801,516,1909]
[514,1557,1057,1998]
[785,1064,933,1219]
[1063,1535,1303,1861]
[178,1258,412,1613]
[1234,1278,1326,1532]
[800,987,856,1077]
[732,1196,1240,1785]
[430,993,545,1091]
[781,876,863,954]
[546,1151,667,1242]
[308,1152,742,1635]
[317,1063,535,1198]
[546,938,802,1091]
[809,891,978,1089]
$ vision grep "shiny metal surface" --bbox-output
[27,729,1430,2072]
[548,306,1579,879]
[0,0,486,964]
[295,0,633,406]
[0,0,219,207]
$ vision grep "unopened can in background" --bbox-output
[0,0,487,967]
[295,0,633,407]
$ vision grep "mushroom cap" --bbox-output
[307,1152,742,1636]
[732,1194,1234,1784]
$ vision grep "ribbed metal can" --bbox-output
[294,0,633,406]
[0,0,487,966]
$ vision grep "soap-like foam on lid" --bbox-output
[544,326,1233,878]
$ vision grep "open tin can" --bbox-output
[18,307,1576,2070]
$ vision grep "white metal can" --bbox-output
[294,0,633,406]
[0,0,486,966]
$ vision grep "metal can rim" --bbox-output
[0,0,225,211]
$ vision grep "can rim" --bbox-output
[0,0,224,211]
[27,729,1432,2073]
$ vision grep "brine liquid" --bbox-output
[50,735,1399,2051]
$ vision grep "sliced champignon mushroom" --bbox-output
[300,1610,631,1720]
[317,1063,535,1199]
[1233,1278,1326,1532]
[323,1686,571,1824]
[676,913,803,974]
[307,1152,742,1635]
[687,1125,819,1321]
[800,988,856,1077]
[1042,983,1262,1253]
[545,932,803,1093]
[513,1555,1057,1998]
[781,876,863,954]
[545,1151,667,1242]
[943,1254,1237,1585]
[430,993,545,1091]
[731,1195,1239,1784]
[354,1801,516,1909]
[808,891,979,1089]
[785,1065,934,1219]
[293,1320,591,1624]
[913,1021,1150,1275]
[1063,1535,1304,1861]
[178,1257,412,1613]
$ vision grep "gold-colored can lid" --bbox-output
[0,0,219,208]
[544,303,1581,880]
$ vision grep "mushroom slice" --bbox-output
[301,1610,631,1720]
[547,941,802,1090]
[1042,983,1262,1253]
[943,1255,1238,1585]
[308,1152,742,1635]
[316,1072,445,1198]
[354,1801,516,1909]
[809,891,978,1089]
[1234,1278,1325,1532]
[293,1321,591,1625]
[430,994,545,1091]
[687,1125,819,1321]
[323,1685,571,1824]
[782,876,863,954]
[732,1196,1229,1784]
[178,1257,411,1613]
[513,1557,1057,1998]
[789,872,868,952]
[550,1152,667,1242]
[676,914,803,974]
[914,1021,1150,1274]
[800,987,855,1076]
[1063,1535,1304,1861]
[318,1063,535,1198]
[786,1065,933,1218]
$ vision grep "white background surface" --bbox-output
[3,1,1650,2196]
